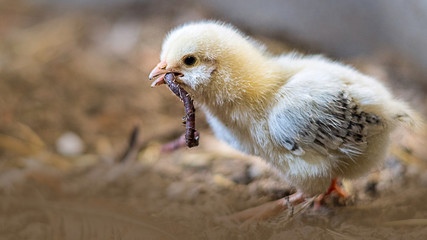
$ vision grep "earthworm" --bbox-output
[164,73,199,148]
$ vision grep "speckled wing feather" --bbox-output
[269,90,382,159]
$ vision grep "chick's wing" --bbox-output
[268,88,382,159]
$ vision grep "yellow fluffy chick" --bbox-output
[149,21,419,221]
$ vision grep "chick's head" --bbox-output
[149,21,272,105]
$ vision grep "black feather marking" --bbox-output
[301,90,381,157]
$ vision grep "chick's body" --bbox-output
[204,55,397,195]
[151,21,417,196]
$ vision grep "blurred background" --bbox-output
[0,0,426,239]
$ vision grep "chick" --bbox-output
[149,21,420,221]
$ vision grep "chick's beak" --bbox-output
[149,60,169,87]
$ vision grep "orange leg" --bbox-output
[314,178,348,209]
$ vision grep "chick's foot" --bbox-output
[225,191,306,225]
[314,178,349,209]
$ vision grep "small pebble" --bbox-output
[56,132,84,156]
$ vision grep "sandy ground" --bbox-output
[1,1,427,239]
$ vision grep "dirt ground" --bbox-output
[1,1,427,239]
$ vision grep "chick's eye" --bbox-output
[183,56,197,66]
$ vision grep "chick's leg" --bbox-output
[226,191,306,223]
[314,178,348,209]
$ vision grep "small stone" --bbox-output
[56,132,84,156]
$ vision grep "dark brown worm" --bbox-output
[164,73,199,148]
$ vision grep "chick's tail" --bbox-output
[387,100,425,131]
